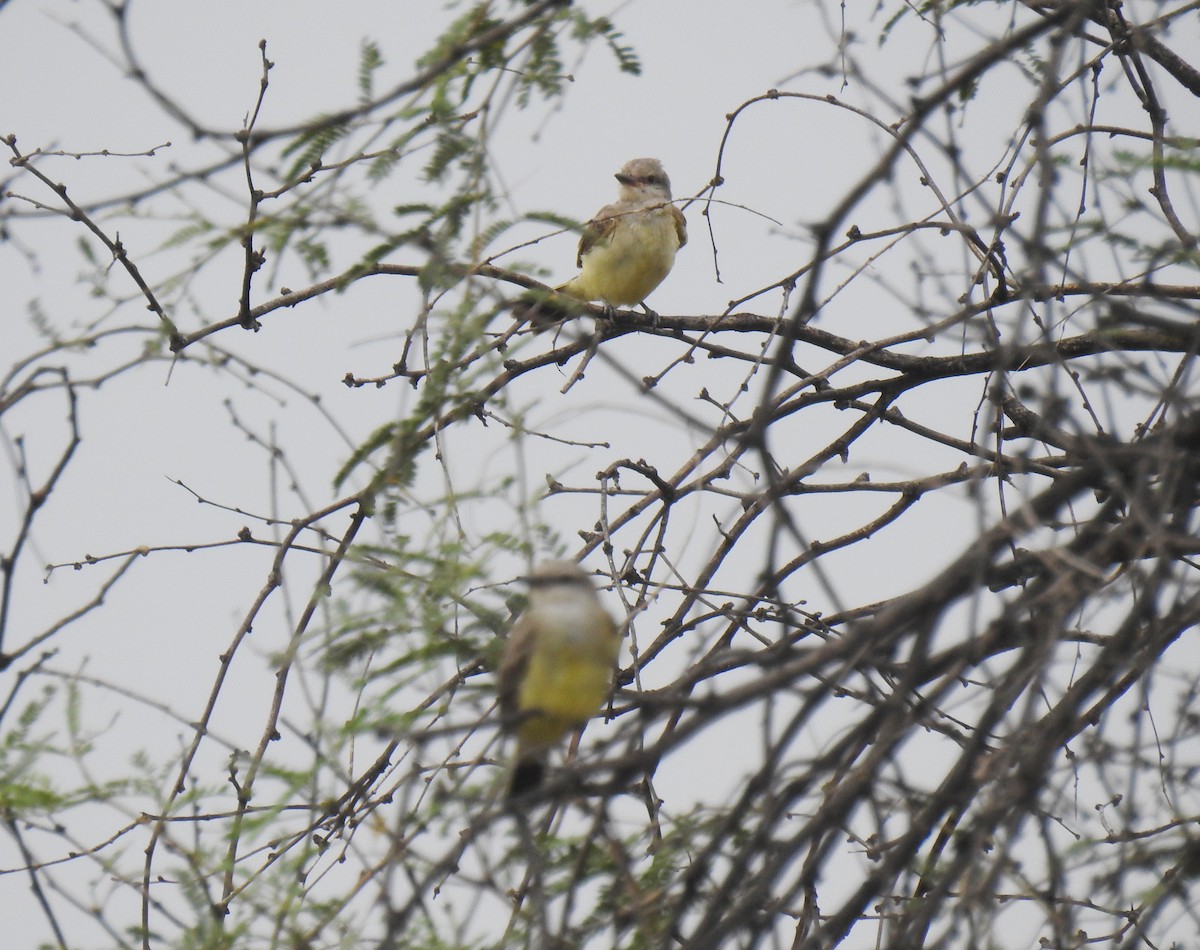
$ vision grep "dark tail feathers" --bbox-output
[507,758,545,801]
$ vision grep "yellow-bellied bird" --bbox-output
[558,157,687,310]
[517,158,687,326]
[497,561,621,800]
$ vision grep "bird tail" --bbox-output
[554,276,587,300]
[506,756,546,801]
[511,287,588,329]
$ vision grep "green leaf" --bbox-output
[358,39,384,102]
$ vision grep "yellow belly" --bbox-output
[562,208,680,306]
[516,637,616,749]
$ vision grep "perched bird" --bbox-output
[518,157,687,323]
[497,560,621,800]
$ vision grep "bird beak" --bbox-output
[615,173,635,185]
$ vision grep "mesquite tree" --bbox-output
[3,2,1200,948]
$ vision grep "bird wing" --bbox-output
[497,612,536,723]
[671,204,688,250]
[575,202,624,268]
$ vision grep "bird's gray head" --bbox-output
[614,158,673,201]
[525,560,595,591]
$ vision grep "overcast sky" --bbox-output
[5,1,1199,946]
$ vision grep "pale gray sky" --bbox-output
[5,1,1199,946]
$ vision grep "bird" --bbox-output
[517,157,687,324]
[496,560,621,800]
